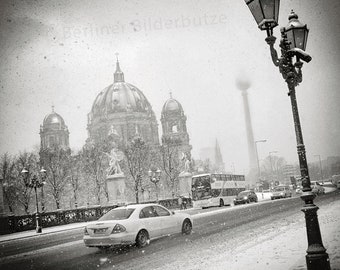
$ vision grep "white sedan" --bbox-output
[83,203,193,249]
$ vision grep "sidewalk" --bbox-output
[0,221,87,243]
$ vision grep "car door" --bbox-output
[139,206,162,238]
[153,205,178,235]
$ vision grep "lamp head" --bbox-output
[282,10,309,51]
[245,0,280,32]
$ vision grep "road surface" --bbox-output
[0,191,339,270]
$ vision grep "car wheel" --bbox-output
[136,230,149,248]
[219,199,224,207]
[182,219,192,235]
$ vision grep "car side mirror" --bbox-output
[171,211,175,215]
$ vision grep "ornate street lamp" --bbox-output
[244,1,330,269]
[21,167,47,233]
[148,168,161,203]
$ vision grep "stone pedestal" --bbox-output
[106,174,126,204]
[178,171,192,198]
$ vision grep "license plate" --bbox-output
[94,228,107,234]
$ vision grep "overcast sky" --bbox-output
[1,0,339,174]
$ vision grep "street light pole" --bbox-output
[21,167,47,233]
[244,1,330,269]
[314,154,323,184]
[255,139,267,182]
[148,168,161,203]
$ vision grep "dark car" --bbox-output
[234,190,258,205]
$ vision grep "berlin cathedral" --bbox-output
[40,59,191,156]
[39,59,192,201]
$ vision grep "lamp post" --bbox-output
[148,168,161,203]
[244,1,330,269]
[255,139,267,182]
[21,167,47,233]
[314,154,323,184]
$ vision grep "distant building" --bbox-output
[282,164,299,184]
[325,156,340,176]
[214,139,225,173]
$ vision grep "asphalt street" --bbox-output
[0,191,339,270]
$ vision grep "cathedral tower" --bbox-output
[161,94,192,158]
[40,106,70,151]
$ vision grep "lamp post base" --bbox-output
[306,253,330,270]
[35,213,42,233]
[301,193,330,270]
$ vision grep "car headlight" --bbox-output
[280,192,284,195]
[111,224,126,234]
[243,196,248,200]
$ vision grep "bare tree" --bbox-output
[261,155,287,184]
[0,153,18,213]
[124,136,154,203]
[80,142,108,205]
[40,146,71,209]
[160,137,181,198]
[15,151,40,214]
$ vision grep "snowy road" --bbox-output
[0,191,339,270]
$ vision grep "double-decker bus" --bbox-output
[191,173,246,208]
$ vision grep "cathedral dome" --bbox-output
[43,107,66,130]
[87,59,160,146]
[161,96,184,116]
[90,61,153,118]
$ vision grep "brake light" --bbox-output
[84,227,89,235]
[111,224,126,234]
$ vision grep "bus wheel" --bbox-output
[219,199,224,207]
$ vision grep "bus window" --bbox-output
[211,189,221,197]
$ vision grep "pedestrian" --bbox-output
[178,196,183,210]
[182,197,187,210]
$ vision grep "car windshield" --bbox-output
[99,208,135,221]
[238,191,249,196]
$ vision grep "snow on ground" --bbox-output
[149,198,340,270]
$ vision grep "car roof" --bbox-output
[117,203,164,210]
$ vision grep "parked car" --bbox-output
[83,203,193,249]
[271,186,292,200]
[311,181,325,195]
[295,186,303,194]
[234,190,258,205]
